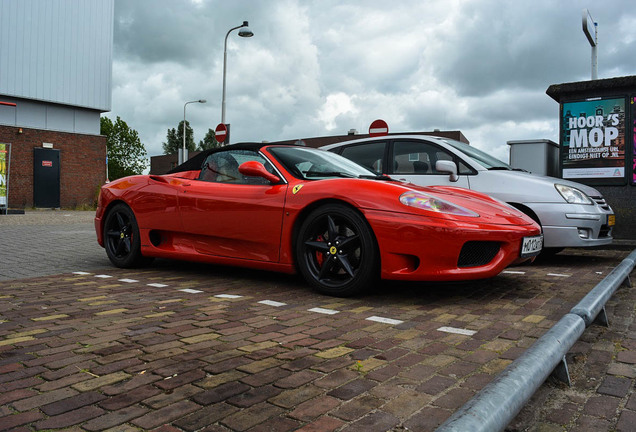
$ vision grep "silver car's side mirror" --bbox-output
[435,160,459,182]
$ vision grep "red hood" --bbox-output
[290,178,538,227]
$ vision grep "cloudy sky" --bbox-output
[108,0,636,162]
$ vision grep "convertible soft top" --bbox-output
[167,142,267,174]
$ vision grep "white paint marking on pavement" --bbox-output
[94,274,113,278]
[215,294,243,299]
[73,271,91,275]
[437,326,477,336]
[503,270,526,275]
[147,283,169,288]
[308,307,339,315]
[119,278,138,283]
[547,273,571,278]
[259,300,287,307]
[366,316,404,325]
[179,288,203,293]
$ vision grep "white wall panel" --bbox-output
[0,104,16,125]
[0,0,113,111]
[74,109,100,135]
[46,105,74,131]
[17,100,46,129]
[0,95,100,135]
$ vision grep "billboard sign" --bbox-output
[0,143,9,208]
[561,97,625,180]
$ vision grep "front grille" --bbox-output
[458,241,500,268]
[591,196,611,211]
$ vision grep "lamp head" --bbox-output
[239,21,253,37]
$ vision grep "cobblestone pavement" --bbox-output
[0,211,635,431]
[0,210,108,281]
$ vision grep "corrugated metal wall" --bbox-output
[0,0,114,112]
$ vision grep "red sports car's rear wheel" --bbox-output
[103,203,149,268]
[296,204,378,296]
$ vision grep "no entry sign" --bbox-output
[369,119,389,137]
[215,123,228,143]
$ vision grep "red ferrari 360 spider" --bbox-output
[95,143,542,296]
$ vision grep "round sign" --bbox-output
[369,119,389,137]
[215,123,228,143]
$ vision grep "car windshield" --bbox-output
[268,146,378,180]
[442,139,512,170]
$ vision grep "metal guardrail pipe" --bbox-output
[436,313,585,432]
[437,248,636,432]
[570,249,636,326]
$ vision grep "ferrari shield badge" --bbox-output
[293,185,303,194]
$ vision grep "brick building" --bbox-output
[0,0,113,210]
[0,125,106,209]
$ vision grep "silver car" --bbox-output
[322,135,614,252]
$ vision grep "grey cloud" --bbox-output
[114,1,214,64]
[108,0,636,160]
[427,0,635,96]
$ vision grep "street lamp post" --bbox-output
[181,99,206,164]
[221,20,253,144]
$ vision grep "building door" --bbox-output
[33,148,60,208]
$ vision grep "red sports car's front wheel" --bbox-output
[103,203,149,268]
[296,204,378,297]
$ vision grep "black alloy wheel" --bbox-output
[103,203,149,268]
[296,204,378,296]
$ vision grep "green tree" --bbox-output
[162,120,195,155]
[197,128,219,151]
[100,116,148,180]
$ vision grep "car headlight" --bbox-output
[555,184,592,205]
[399,191,479,217]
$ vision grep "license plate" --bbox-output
[608,215,615,226]
[521,235,543,258]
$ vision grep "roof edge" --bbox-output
[546,75,636,102]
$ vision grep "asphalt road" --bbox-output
[1,210,635,431]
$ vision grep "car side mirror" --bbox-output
[435,160,459,182]
[238,161,280,184]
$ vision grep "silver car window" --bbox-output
[340,142,386,173]
[392,140,473,175]
[442,139,512,170]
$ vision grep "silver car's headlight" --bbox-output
[400,191,479,217]
[555,184,592,205]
